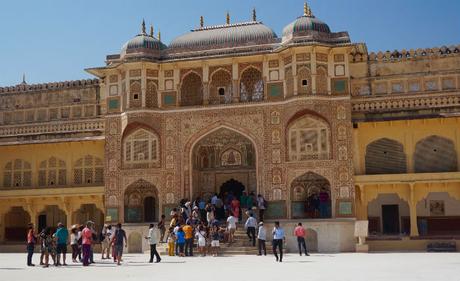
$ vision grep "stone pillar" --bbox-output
[292,54,298,95]
[141,68,146,107]
[0,207,6,243]
[232,61,239,102]
[126,69,132,109]
[311,49,317,94]
[409,184,419,237]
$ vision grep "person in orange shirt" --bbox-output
[183,222,194,256]
[294,222,309,256]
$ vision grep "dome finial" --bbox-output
[252,8,257,21]
[304,2,313,17]
[200,16,204,28]
[226,11,230,24]
[150,25,154,37]
[21,73,27,85]
[141,19,146,34]
[158,29,161,41]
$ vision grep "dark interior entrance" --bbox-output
[38,214,47,232]
[382,204,400,234]
[220,179,245,200]
[144,196,155,222]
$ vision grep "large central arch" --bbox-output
[187,125,260,201]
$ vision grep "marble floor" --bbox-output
[0,252,458,281]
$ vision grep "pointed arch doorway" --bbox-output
[191,127,257,201]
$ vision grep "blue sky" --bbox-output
[1,0,459,86]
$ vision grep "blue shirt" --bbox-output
[55,227,69,244]
[176,231,185,243]
[273,227,285,240]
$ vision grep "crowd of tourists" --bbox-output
[26,221,130,267]
[25,191,313,267]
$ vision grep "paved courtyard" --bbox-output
[0,252,459,281]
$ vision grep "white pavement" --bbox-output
[0,252,459,281]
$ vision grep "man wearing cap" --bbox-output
[55,222,69,266]
[257,221,267,256]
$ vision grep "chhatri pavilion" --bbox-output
[0,3,459,252]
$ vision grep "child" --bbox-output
[210,225,220,257]
[176,227,186,257]
[167,227,176,256]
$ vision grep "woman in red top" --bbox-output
[294,222,309,256]
[231,197,240,220]
[26,223,37,266]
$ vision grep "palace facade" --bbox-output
[1,4,459,252]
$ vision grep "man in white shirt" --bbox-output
[145,223,161,263]
[226,214,237,243]
[272,221,285,262]
[244,214,257,246]
[257,222,267,256]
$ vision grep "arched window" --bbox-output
[414,135,458,173]
[209,69,232,104]
[3,159,32,188]
[365,138,407,174]
[180,72,203,106]
[297,67,312,95]
[285,67,294,98]
[124,179,158,223]
[124,129,159,164]
[288,115,330,161]
[240,67,264,102]
[38,157,66,187]
[316,66,328,94]
[73,155,104,185]
[129,80,142,108]
[145,80,157,108]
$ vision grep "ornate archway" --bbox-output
[124,179,159,223]
[290,172,332,219]
[191,128,256,200]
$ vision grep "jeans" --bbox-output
[185,238,194,256]
[259,209,265,222]
[71,244,79,260]
[149,244,161,262]
[82,244,91,266]
[258,239,266,255]
[247,227,256,246]
[273,239,283,261]
[27,243,34,265]
[297,237,308,255]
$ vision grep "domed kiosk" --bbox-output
[282,3,350,45]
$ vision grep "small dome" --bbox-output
[282,15,331,39]
[282,3,350,45]
[169,21,277,54]
[121,21,166,59]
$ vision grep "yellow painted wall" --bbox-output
[353,117,460,175]
[0,140,105,188]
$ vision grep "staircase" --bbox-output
[157,224,276,256]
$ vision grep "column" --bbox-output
[232,61,239,102]
[358,185,368,220]
[158,65,164,108]
[203,63,209,105]
[292,54,298,96]
[0,207,6,243]
[141,68,146,107]
[409,183,419,237]
[126,69,131,109]
[311,48,317,94]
